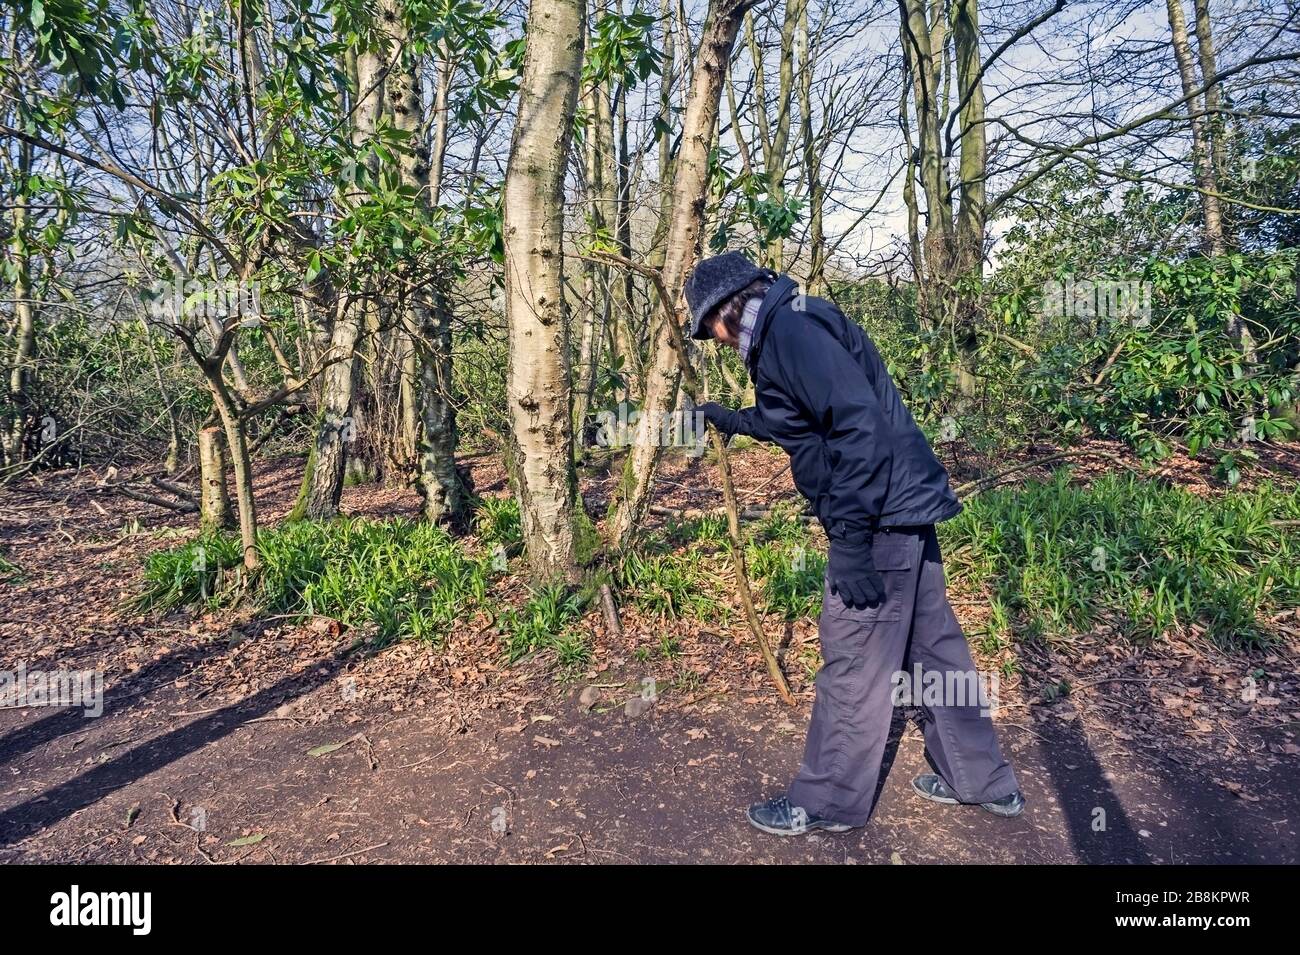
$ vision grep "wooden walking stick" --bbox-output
[587,251,795,706]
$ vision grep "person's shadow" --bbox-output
[865,695,1152,862]
[1030,701,1153,863]
[869,705,911,817]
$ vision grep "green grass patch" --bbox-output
[942,470,1300,649]
[497,582,587,664]
[0,551,25,584]
[746,507,826,621]
[749,540,826,621]
[621,503,826,623]
[134,533,243,610]
[135,518,491,646]
[616,549,721,620]
[663,512,730,548]
[133,468,1295,661]
[474,496,522,549]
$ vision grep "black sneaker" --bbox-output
[912,774,1026,818]
[746,795,854,836]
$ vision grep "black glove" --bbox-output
[695,401,735,438]
[827,531,885,610]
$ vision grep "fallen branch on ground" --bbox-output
[737,460,792,504]
[599,584,623,637]
[650,504,816,524]
[105,482,198,513]
[150,476,196,500]
[305,842,391,865]
[954,449,1140,497]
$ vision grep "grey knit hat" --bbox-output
[685,251,773,340]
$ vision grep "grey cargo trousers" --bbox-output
[787,525,1018,826]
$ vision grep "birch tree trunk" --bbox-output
[613,75,641,394]
[1192,0,1228,185]
[901,0,955,288]
[900,0,982,401]
[605,0,749,549]
[502,0,586,579]
[796,0,826,294]
[198,424,234,533]
[1170,0,1254,364]
[1165,0,1227,257]
[292,295,362,521]
[573,79,611,440]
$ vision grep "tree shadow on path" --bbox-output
[0,652,348,846]
[0,639,228,770]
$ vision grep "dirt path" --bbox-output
[3,658,1295,864]
[2,456,1298,864]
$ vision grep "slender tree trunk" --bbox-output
[291,38,382,519]
[899,45,925,293]
[198,424,234,533]
[573,260,602,442]
[643,0,678,353]
[605,0,749,549]
[745,3,798,270]
[573,82,609,440]
[413,291,463,525]
[769,0,800,270]
[203,369,259,571]
[901,0,955,285]
[613,73,640,393]
[648,0,677,273]
[291,297,361,521]
[502,0,586,579]
[796,0,826,294]
[1165,0,1226,257]
[588,78,637,403]
[1192,0,1228,182]
[952,0,987,398]
[398,334,419,468]
[384,7,465,525]
[902,0,982,400]
[5,141,35,466]
[1166,0,1255,367]
[419,54,465,525]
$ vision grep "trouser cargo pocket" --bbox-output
[821,532,915,625]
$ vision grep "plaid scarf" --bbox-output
[737,295,762,363]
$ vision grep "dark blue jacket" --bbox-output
[711,276,961,538]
